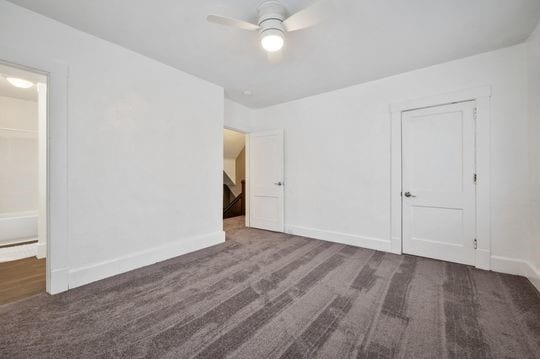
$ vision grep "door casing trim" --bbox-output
[0,47,70,293]
[390,86,492,270]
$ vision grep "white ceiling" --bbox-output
[0,63,45,102]
[7,0,540,108]
[224,129,245,159]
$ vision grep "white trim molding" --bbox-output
[0,242,37,262]
[390,86,492,270]
[244,134,250,228]
[286,225,392,253]
[36,242,47,259]
[491,256,540,291]
[68,231,225,289]
[0,47,70,294]
[390,86,492,113]
[50,267,69,294]
[0,128,38,138]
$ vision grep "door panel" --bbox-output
[402,101,476,265]
[249,130,284,232]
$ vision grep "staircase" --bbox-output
[224,180,245,218]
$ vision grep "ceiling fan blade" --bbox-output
[207,15,260,31]
[267,50,284,64]
[282,0,334,32]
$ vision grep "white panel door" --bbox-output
[402,101,476,265]
[249,129,284,232]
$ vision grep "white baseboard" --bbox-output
[36,242,46,259]
[49,267,69,295]
[68,231,225,289]
[475,249,491,270]
[285,225,391,253]
[390,237,402,255]
[0,242,37,262]
[491,255,540,292]
[284,225,540,293]
[529,275,540,292]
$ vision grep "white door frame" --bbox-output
[223,125,251,227]
[1,47,69,294]
[390,86,492,270]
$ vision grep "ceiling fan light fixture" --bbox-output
[261,29,284,52]
[207,0,330,59]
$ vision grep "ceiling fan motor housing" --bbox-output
[258,0,287,35]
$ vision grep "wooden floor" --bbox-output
[0,257,45,305]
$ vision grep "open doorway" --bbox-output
[0,63,47,304]
[222,127,285,237]
[223,128,246,235]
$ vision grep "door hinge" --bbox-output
[473,238,478,250]
[473,173,477,184]
[473,107,478,120]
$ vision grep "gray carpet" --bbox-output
[1,227,539,358]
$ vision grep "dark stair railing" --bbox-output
[223,180,245,218]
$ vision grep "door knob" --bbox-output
[274,181,283,186]
[404,192,416,198]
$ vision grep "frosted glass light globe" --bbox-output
[261,30,284,52]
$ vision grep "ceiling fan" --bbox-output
[207,0,332,59]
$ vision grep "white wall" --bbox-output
[251,44,536,280]
[224,99,252,133]
[0,1,224,289]
[223,158,236,184]
[0,95,37,130]
[526,22,540,288]
[0,96,38,214]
